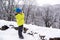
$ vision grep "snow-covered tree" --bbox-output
[41,6,57,27]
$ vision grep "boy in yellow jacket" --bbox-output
[15,8,24,39]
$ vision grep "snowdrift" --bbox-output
[0,20,60,40]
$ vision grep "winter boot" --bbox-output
[19,35,24,39]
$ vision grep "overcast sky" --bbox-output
[14,0,60,6]
[36,0,60,6]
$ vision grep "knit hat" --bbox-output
[16,8,22,13]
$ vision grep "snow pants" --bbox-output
[18,25,24,39]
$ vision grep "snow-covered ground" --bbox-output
[0,20,60,40]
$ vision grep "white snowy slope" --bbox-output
[0,20,60,40]
[0,20,35,40]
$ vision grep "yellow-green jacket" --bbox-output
[15,12,24,26]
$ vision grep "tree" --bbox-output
[42,6,57,27]
[21,0,37,23]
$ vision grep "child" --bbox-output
[15,8,24,39]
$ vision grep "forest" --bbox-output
[0,0,60,29]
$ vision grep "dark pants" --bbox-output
[18,25,24,38]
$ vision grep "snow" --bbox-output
[0,20,60,40]
[24,24,60,40]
